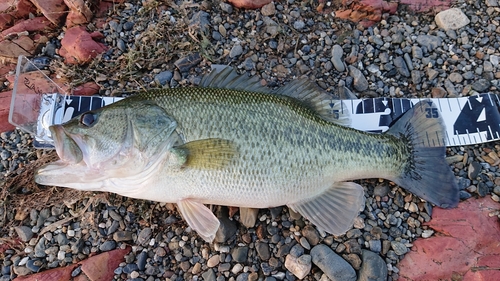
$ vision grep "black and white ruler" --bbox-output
[33,93,500,148]
[11,56,499,148]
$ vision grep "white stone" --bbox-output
[422,229,435,238]
[408,202,419,213]
[492,194,500,202]
[19,257,29,266]
[219,245,230,253]
[299,237,310,250]
[57,250,66,260]
[285,255,312,279]
[490,55,499,67]
[353,216,365,229]
[207,255,220,268]
[486,0,498,7]
[231,263,243,275]
[435,8,470,31]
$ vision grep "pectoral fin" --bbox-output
[177,199,220,242]
[288,182,365,236]
[170,138,238,170]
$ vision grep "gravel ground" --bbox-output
[2,0,500,280]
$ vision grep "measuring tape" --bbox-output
[33,92,500,148]
[10,56,498,148]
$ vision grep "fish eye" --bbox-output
[79,112,98,127]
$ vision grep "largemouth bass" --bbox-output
[35,67,459,242]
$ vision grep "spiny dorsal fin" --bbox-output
[277,79,351,126]
[170,138,238,170]
[200,65,272,94]
[201,65,350,126]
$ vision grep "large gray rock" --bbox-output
[416,35,442,51]
[231,246,248,263]
[255,241,271,260]
[348,65,368,92]
[358,250,388,281]
[331,45,345,72]
[435,8,470,31]
[311,244,356,281]
[394,56,410,77]
[215,206,237,243]
[14,226,33,242]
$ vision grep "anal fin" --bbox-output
[288,182,365,236]
[177,199,220,242]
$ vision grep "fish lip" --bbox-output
[50,125,83,164]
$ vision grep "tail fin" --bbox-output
[386,100,459,208]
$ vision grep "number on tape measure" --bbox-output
[425,108,439,118]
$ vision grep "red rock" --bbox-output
[12,247,130,281]
[0,14,15,30]
[228,0,273,9]
[0,2,13,12]
[59,26,108,64]
[30,0,68,26]
[0,0,36,30]
[0,35,35,59]
[399,0,451,13]
[6,71,66,92]
[80,247,130,281]
[0,62,15,82]
[335,0,398,27]
[0,237,22,256]
[335,9,353,19]
[97,0,126,16]
[398,197,500,281]
[12,264,77,281]
[0,91,17,133]
[73,82,100,96]
[383,1,398,13]
[1,17,54,39]
[0,0,35,18]
[64,0,93,27]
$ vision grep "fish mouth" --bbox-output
[50,125,83,164]
[36,126,97,188]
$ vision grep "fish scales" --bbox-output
[35,67,459,242]
[129,87,406,205]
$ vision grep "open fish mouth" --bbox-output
[50,125,83,164]
[35,126,100,188]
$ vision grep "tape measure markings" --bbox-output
[34,93,500,148]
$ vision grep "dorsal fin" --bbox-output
[201,65,350,126]
[200,65,272,93]
[277,79,351,126]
